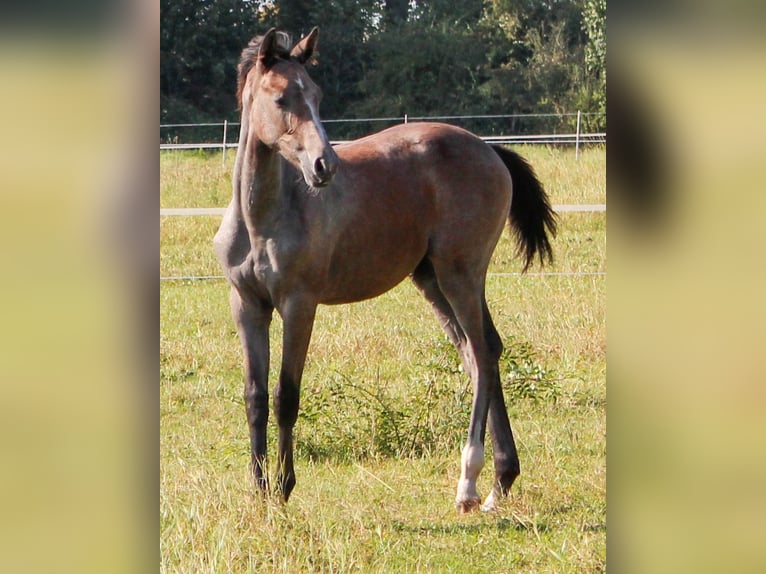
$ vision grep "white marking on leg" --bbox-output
[456,443,484,507]
[481,487,499,512]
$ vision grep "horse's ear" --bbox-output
[291,27,319,64]
[257,28,279,69]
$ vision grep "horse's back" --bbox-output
[334,122,513,269]
[336,122,511,201]
[336,122,495,165]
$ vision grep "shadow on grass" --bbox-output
[391,516,550,536]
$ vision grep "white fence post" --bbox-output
[575,110,582,161]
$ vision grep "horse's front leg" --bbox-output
[274,296,317,501]
[230,288,273,492]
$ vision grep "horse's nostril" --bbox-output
[314,157,327,177]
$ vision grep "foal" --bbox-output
[214,27,556,513]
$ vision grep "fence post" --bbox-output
[404,114,408,124]
[222,120,228,168]
[575,110,582,161]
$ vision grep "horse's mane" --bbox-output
[237,31,293,108]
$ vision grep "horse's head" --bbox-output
[238,27,338,188]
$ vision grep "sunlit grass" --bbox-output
[159,144,606,208]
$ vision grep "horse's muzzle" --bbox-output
[309,150,338,188]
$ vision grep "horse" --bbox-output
[214,27,557,513]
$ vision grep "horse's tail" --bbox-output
[491,145,557,272]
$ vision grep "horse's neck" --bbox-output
[234,135,283,236]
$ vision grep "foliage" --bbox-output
[297,335,561,462]
[160,0,261,123]
[160,0,606,134]
[582,0,606,115]
[350,24,488,119]
[501,336,562,403]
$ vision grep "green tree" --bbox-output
[160,0,261,123]
[159,0,605,136]
[581,0,606,118]
[272,0,315,35]
[350,0,490,123]
[383,0,409,28]
[474,0,606,132]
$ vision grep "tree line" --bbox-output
[161,0,605,140]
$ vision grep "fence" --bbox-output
[160,112,606,163]
[160,203,606,282]
[161,111,606,281]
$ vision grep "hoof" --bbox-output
[480,489,499,512]
[456,497,482,514]
[480,501,497,512]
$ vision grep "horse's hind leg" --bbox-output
[412,259,469,361]
[480,298,520,512]
[414,259,500,513]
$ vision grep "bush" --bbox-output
[296,336,560,462]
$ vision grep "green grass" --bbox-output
[160,146,605,572]
[160,145,606,208]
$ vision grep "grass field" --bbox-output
[160,145,606,572]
